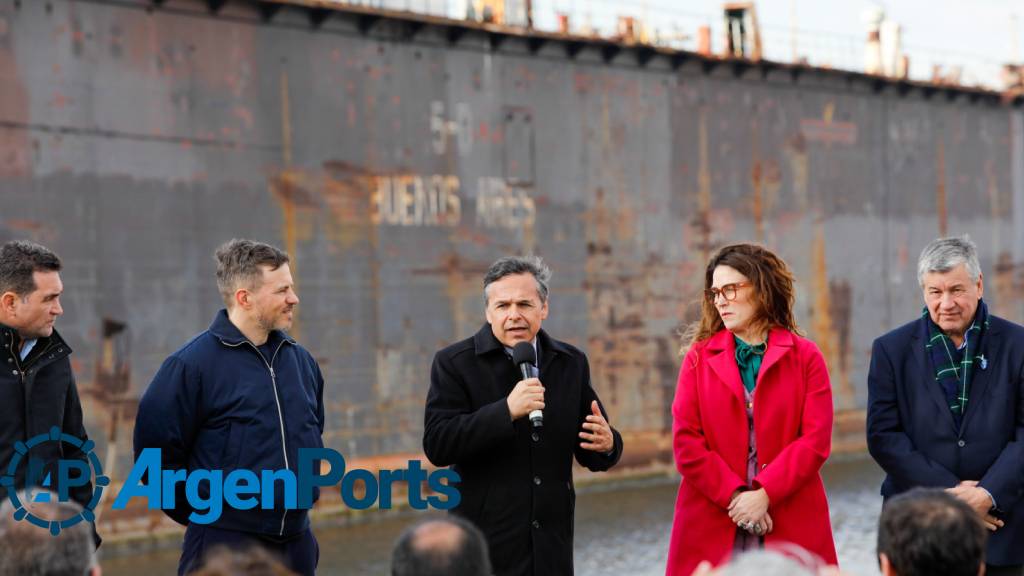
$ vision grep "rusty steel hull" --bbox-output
[1,0,1023,538]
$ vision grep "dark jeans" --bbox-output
[987,564,1024,576]
[178,524,319,576]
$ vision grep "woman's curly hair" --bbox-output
[681,243,801,354]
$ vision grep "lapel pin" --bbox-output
[978,355,988,370]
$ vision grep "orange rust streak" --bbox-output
[751,121,763,242]
[278,70,301,339]
[811,222,853,410]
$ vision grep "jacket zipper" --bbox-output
[221,338,291,536]
[15,337,56,372]
[13,336,59,390]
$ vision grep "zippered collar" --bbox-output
[208,309,296,349]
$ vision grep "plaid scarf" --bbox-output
[925,299,989,429]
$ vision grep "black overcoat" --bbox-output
[424,324,623,576]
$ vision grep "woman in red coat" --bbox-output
[665,244,837,576]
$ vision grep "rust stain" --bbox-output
[232,105,254,131]
[0,19,29,176]
[750,120,763,242]
[270,170,318,207]
[993,252,1015,319]
[574,72,592,94]
[584,199,675,431]
[109,22,124,59]
[278,69,301,339]
[600,91,612,148]
[695,108,712,259]
[784,131,809,211]
[800,102,858,146]
[49,91,70,108]
[70,12,86,58]
[763,159,782,216]
[346,101,357,127]
[828,278,853,405]
[811,222,854,410]
[321,160,379,248]
[5,219,44,231]
[986,159,1002,255]
[936,138,947,236]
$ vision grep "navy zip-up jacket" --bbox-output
[134,309,325,537]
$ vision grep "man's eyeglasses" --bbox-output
[704,282,750,303]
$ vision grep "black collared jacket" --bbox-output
[423,324,623,576]
[0,324,96,518]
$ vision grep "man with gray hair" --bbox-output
[0,240,99,546]
[868,235,1024,575]
[423,255,623,576]
[134,239,325,576]
[0,492,101,576]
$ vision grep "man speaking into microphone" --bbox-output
[423,255,623,576]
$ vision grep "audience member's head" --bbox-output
[877,488,986,576]
[391,516,491,576]
[712,547,819,576]
[188,545,296,576]
[0,491,100,576]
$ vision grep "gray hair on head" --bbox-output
[917,235,981,286]
[215,239,290,307]
[483,256,552,304]
[0,491,98,576]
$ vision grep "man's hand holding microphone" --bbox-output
[507,342,613,453]
[509,342,545,427]
[507,377,545,422]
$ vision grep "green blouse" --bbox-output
[734,335,767,393]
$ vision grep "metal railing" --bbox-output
[311,0,1012,89]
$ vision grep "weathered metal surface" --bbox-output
[1,0,1022,538]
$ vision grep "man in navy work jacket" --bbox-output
[134,239,325,576]
[867,236,1024,576]
[423,255,623,576]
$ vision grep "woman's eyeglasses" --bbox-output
[704,282,749,303]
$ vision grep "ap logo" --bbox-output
[1,426,108,535]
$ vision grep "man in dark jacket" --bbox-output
[423,255,623,576]
[134,239,325,576]
[0,241,97,544]
[868,236,1024,576]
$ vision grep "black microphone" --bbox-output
[512,342,542,428]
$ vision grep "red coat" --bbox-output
[665,328,837,576]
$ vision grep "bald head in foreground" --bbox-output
[391,517,491,576]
